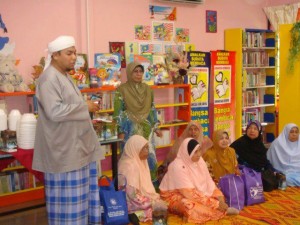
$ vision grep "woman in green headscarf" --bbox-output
[203,130,240,183]
[113,61,162,186]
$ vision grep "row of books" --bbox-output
[0,171,37,194]
[242,69,266,87]
[242,51,270,67]
[242,31,274,48]
[243,90,275,107]
[89,92,115,111]
[242,108,261,126]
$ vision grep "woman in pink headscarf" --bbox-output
[118,135,166,224]
[159,138,238,224]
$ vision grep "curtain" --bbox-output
[264,3,300,31]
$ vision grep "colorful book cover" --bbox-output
[69,53,89,89]
[134,25,151,41]
[175,28,190,42]
[152,54,170,84]
[125,42,139,66]
[109,42,126,68]
[133,54,154,85]
[94,53,121,87]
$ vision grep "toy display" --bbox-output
[0,54,29,92]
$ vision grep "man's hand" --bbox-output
[87,100,100,113]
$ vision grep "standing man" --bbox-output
[33,35,104,225]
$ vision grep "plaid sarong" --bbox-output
[44,161,101,225]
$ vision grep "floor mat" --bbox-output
[139,187,300,225]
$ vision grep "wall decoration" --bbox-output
[185,44,196,52]
[163,43,183,54]
[206,10,217,33]
[125,42,138,66]
[149,5,176,21]
[134,25,151,41]
[139,42,162,54]
[175,28,190,42]
[109,42,126,68]
[152,21,174,42]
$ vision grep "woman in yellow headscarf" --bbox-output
[203,130,239,183]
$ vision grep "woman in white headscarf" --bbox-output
[267,123,300,186]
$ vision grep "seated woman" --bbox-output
[203,130,240,183]
[159,138,238,224]
[230,120,279,191]
[267,123,300,186]
[158,121,212,183]
[118,135,166,225]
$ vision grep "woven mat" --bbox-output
[139,187,300,225]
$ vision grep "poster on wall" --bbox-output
[139,42,163,54]
[134,25,151,41]
[187,51,211,136]
[206,10,217,33]
[152,21,174,42]
[210,50,236,139]
[125,42,138,65]
[109,42,126,68]
[149,5,176,21]
[175,28,190,43]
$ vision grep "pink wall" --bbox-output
[1,0,297,82]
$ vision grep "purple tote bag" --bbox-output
[219,174,245,210]
[239,165,265,206]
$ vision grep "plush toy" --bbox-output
[0,53,29,92]
[165,48,189,84]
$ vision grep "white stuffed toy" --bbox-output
[0,54,29,92]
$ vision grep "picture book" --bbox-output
[109,42,126,68]
[94,53,121,87]
[152,54,170,84]
[69,53,90,89]
[132,54,155,85]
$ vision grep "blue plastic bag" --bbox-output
[99,175,129,225]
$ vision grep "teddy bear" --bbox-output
[0,53,29,92]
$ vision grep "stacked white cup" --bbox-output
[8,109,22,131]
[0,109,7,131]
[17,113,37,149]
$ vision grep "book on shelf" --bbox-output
[156,109,165,124]
[89,92,115,111]
[152,54,170,85]
[69,53,90,89]
[243,69,266,87]
[175,88,185,103]
[94,53,121,87]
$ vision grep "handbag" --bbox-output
[99,175,129,225]
[261,168,279,192]
[218,174,245,210]
[239,165,265,206]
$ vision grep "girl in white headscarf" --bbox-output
[267,123,300,186]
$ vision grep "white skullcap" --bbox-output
[44,35,76,70]
[48,35,75,53]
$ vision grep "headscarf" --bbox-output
[118,135,159,200]
[165,121,212,164]
[44,35,76,70]
[159,138,216,196]
[230,120,268,171]
[267,123,300,173]
[117,61,152,123]
[203,130,237,181]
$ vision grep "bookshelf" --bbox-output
[225,28,277,143]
